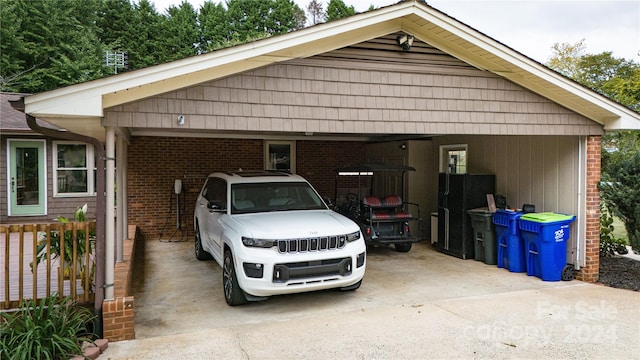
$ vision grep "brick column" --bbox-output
[102,296,135,341]
[102,226,137,341]
[576,135,601,282]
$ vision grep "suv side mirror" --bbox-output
[207,200,226,211]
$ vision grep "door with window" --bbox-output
[440,144,467,174]
[8,140,46,216]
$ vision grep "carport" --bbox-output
[18,0,640,341]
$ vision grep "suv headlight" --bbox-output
[346,231,361,242]
[242,236,276,248]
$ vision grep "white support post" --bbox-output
[116,135,124,263]
[105,127,116,300]
[122,140,128,244]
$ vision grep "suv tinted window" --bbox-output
[231,181,326,214]
[203,177,227,209]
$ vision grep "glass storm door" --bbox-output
[8,140,46,216]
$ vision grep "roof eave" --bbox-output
[22,0,640,136]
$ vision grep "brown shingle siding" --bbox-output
[105,38,603,137]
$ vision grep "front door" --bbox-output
[8,140,46,216]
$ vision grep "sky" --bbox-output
[151,0,640,63]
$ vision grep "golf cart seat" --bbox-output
[362,195,413,221]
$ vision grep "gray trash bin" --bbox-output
[467,208,496,265]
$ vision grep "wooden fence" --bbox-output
[1,222,96,310]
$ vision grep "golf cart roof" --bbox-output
[337,163,416,174]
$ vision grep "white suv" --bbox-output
[194,170,366,305]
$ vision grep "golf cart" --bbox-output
[334,163,423,252]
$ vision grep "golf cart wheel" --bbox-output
[394,242,412,252]
[561,264,575,281]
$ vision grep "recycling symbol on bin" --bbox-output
[554,229,564,242]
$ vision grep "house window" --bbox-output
[265,140,295,173]
[54,141,96,196]
[440,144,467,174]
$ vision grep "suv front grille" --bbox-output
[277,235,346,253]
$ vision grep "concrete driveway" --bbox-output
[102,240,639,359]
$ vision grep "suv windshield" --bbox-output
[231,181,327,214]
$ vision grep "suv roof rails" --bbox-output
[226,169,292,177]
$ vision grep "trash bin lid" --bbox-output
[520,212,574,223]
[467,207,492,216]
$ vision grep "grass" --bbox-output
[611,216,629,244]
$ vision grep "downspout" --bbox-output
[10,98,106,338]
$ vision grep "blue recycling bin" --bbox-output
[519,212,576,281]
[493,210,526,272]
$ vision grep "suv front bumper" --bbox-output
[234,244,366,297]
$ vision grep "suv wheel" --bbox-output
[195,223,213,260]
[223,250,247,306]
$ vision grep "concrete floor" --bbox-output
[102,239,640,359]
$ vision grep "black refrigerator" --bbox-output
[438,173,495,259]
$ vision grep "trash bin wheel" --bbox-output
[561,265,575,281]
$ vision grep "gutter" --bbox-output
[10,98,106,338]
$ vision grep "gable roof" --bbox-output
[1,92,60,132]
[23,0,640,141]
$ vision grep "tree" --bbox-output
[164,1,200,61]
[546,39,586,79]
[0,0,29,91]
[128,0,167,69]
[601,131,640,252]
[325,0,355,22]
[548,41,640,111]
[306,0,325,25]
[198,0,231,52]
[1,0,310,92]
[548,41,640,253]
[96,0,137,74]
[0,0,106,92]
[575,53,640,112]
[600,131,640,252]
[224,0,305,44]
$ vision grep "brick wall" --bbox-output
[127,137,366,240]
[576,135,601,282]
[296,140,366,199]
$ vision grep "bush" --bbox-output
[600,203,629,257]
[0,295,95,360]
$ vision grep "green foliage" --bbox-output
[326,0,356,22]
[0,295,96,360]
[199,1,231,51]
[96,0,137,60]
[32,204,95,288]
[599,203,629,257]
[2,0,310,89]
[547,39,586,79]
[1,0,107,92]
[600,131,640,253]
[165,1,200,60]
[547,42,640,253]
[226,0,305,42]
[547,41,640,112]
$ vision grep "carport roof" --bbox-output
[23,0,640,141]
